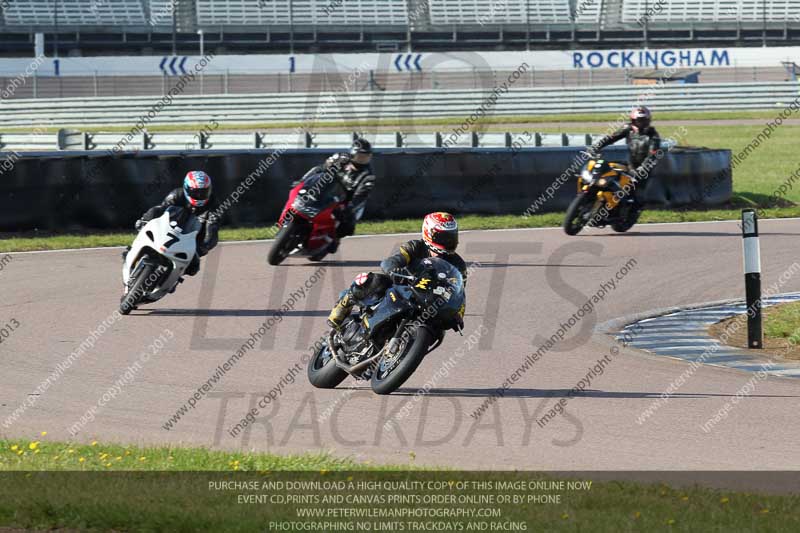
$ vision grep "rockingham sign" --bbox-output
[0,46,795,77]
[571,48,731,69]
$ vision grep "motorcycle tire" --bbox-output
[370,326,434,395]
[563,195,593,236]
[307,338,349,389]
[268,218,306,266]
[120,260,156,315]
[611,205,642,233]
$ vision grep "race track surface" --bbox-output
[2,220,800,471]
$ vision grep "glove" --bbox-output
[134,219,146,231]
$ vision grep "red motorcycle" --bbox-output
[268,170,347,265]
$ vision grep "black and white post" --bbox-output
[741,209,762,349]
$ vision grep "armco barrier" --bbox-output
[0,146,731,232]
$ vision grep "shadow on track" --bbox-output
[380,387,800,400]
[141,308,330,317]
[597,231,799,238]
[474,262,609,268]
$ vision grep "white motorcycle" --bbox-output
[120,206,200,314]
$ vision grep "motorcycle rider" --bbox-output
[131,170,220,276]
[327,212,467,329]
[299,137,376,254]
[590,105,661,208]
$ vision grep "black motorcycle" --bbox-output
[563,153,642,236]
[307,257,466,395]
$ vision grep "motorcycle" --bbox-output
[120,206,200,314]
[307,258,466,395]
[562,153,642,236]
[268,169,347,265]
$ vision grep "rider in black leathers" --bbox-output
[299,138,376,254]
[590,105,661,207]
[327,212,466,329]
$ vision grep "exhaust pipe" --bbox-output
[329,330,384,376]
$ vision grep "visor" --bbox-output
[186,187,211,201]
[352,152,372,165]
[432,231,458,252]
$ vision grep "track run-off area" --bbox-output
[2,219,800,472]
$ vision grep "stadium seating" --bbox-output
[195,0,409,26]
[3,0,147,26]
[428,1,602,25]
[621,0,800,23]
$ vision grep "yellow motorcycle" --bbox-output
[562,154,642,236]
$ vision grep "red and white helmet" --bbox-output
[629,106,652,131]
[422,212,459,254]
[183,170,212,207]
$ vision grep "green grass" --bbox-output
[1,439,799,532]
[763,301,800,342]
[0,437,379,472]
[5,109,795,134]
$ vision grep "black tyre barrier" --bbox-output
[0,146,730,231]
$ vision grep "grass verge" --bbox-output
[3,109,795,134]
[709,301,800,359]
[3,207,800,253]
[0,438,798,532]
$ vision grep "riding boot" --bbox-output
[327,293,353,330]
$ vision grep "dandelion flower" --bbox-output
[720,497,729,504]
[139,456,146,461]
[561,513,569,520]
[28,441,39,451]
[40,431,47,437]
[91,441,98,446]
[79,457,85,463]
[10,445,18,451]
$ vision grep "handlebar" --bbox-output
[389,270,415,282]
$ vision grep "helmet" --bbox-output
[349,137,372,168]
[422,212,458,254]
[183,170,212,207]
[630,106,651,131]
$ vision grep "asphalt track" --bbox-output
[2,220,800,474]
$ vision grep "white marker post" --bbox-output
[741,209,762,349]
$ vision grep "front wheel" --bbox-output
[563,194,594,236]
[371,326,435,395]
[268,217,306,266]
[120,260,157,315]
[307,339,349,389]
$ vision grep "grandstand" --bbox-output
[1,1,800,55]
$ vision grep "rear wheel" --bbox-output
[563,195,594,236]
[307,339,349,389]
[268,218,307,266]
[120,260,157,315]
[371,326,434,395]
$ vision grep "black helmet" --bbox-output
[349,137,372,168]
[630,106,652,131]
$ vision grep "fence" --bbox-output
[0,66,793,100]
[0,81,797,129]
